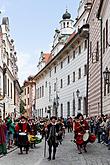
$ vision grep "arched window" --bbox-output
[67,22,69,27]
[63,22,65,28]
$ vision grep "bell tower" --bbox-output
[60,9,74,35]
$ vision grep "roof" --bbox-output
[66,32,76,44]
[43,53,52,64]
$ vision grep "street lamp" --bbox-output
[103,67,110,84]
[76,89,80,98]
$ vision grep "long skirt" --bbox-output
[0,143,7,155]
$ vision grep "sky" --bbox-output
[0,0,80,85]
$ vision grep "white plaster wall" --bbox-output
[101,0,110,114]
[35,41,87,118]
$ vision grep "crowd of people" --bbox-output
[0,113,110,160]
[0,114,66,158]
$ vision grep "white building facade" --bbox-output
[0,17,20,119]
[33,3,91,118]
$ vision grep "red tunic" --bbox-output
[74,120,89,145]
[0,123,7,144]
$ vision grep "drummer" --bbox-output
[28,118,37,148]
[74,113,89,154]
[15,116,30,154]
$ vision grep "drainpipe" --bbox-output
[86,31,89,117]
[98,17,103,115]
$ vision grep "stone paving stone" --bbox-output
[1,132,110,165]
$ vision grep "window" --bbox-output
[96,41,99,61]
[73,72,75,82]
[61,61,63,69]
[11,82,12,99]
[25,88,26,95]
[40,87,41,98]
[78,98,81,110]
[84,40,87,50]
[40,109,41,116]
[28,98,29,105]
[79,45,81,54]
[73,99,75,116]
[38,88,39,99]
[67,102,70,117]
[73,51,75,59]
[83,97,87,115]
[54,83,56,91]
[78,68,81,79]
[67,75,70,85]
[104,75,110,96]
[45,81,47,88]
[25,99,26,105]
[42,108,43,117]
[106,19,108,48]
[7,54,9,66]
[49,85,51,101]
[8,79,9,96]
[42,86,44,97]
[67,22,69,27]
[103,28,105,54]
[54,66,56,73]
[63,22,65,28]
[90,41,92,58]
[4,75,7,95]
[61,79,63,88]
[49,70,51,77]
[61,104,63,117]
[45,107,47,113]
[27,87,29,94]
[84,65,87,76]
[67,56,70,64]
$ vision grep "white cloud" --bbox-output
[17,51,38,85]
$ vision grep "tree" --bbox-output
[20,100,25,114]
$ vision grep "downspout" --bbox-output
[86,29,89,117]
[98,17,103,115]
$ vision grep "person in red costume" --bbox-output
[0,116,7,155]
[74,113,89,154]
[15,116,30,154]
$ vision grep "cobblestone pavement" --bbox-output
[0,132,110,165]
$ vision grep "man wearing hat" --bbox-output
[46,116,59,160]
[15,116,30,154]
[74,113,89,154]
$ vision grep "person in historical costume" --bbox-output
[15,116,30,154]
[74,113,89,154]
[0,116,7,155]
[57,119,63,144]
[46,116,59,160]
[28,118,37,148]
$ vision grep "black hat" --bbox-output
[50,116,57,120]
[77,113,83,119]
[20,116,27,120]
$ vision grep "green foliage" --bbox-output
[20,100,25,114]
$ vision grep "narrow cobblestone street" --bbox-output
[0,132,110,165]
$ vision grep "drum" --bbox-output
[35,133,42,144]
[89,134,96,143]
[28,135,36,143]
[83,132,89,142]
[18,132,28,147]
